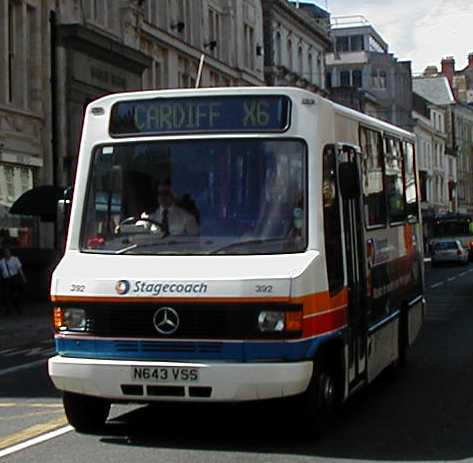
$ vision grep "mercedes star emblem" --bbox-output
[153,307,180,335]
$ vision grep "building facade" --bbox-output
[440,54,473,105]
[325,16,413,131]
[262,0,330,93]
[418,61,473,215]
[0,0,54,250]
[452,103,473,214]
[140,0,265,91]
[412,92,456,240]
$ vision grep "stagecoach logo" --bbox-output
[153,307,180,335]
[115,280,130,295]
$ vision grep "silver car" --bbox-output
[431,239,469,266]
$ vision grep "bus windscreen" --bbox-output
[109,95,291,136]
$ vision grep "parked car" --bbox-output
[431,239,469,266]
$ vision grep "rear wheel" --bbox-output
[63,392,111,433]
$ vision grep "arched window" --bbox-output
[298,46,303,76]
[287,39,293,70]
[308,53,313,82]
[275,31,282,65]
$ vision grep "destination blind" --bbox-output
[109,95,290,136]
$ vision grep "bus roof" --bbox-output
[88,86,415,142]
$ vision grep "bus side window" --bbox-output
[323,145,344,295]
[359,127,386,228]
[403,141,418,221]
[385,137,406,224]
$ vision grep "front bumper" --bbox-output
[48,356,313,402]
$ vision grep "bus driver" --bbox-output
[150,183,199,237]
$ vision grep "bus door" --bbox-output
[338,145,367,390]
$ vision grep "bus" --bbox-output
[48,87,425,433]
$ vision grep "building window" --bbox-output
[275,32,282,65]
[308,53,313,82]
[244,24,255,70]
[352,70,362,88]
[336,36,349,52]
[287,38,293,70]
[325,72,332,89]
[350,35,364,51]
[5,166,15,202]
[340,70,350,87]
[298,46,303,76]
[371,69,387,89]
[178,57,194,88]
[208,7,221,59]
[7,0,20,104]
[83,0,117,29]
[369,36,384,53]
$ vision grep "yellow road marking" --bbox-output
[0,403,62,409]
[0,410,63,422]
[0,416,68,450]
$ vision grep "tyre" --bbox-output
[301,354,340,435]
[63,392,111,433]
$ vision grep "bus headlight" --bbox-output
[258,310,302,333]
[54,307,87,332]
[258,311,285,332]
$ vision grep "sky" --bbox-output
[306,0,473,76]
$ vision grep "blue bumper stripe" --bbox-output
[55,333,342,362]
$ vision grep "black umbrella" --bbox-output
[9,185,66,222]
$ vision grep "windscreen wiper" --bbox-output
[210,238,287,254]
[115,239,203,255]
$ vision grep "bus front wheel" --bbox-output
[302,356,340,434]
[63,392,111,433]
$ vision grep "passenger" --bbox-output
[150,183,199,236]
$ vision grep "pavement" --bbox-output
[0,299,54,350]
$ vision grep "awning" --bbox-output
[9,185,66,222]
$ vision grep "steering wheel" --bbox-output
[115,216,166,236]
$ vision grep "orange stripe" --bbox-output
[303,307,347,337]
[294,287,348,317]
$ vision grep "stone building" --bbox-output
[140,0,265,91]
[0,0,53,250]
[412,90,456,239]
[325,16,413,131]
[417,62,473,215]
[262,0,331,93]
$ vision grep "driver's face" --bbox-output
[158,189,173,208]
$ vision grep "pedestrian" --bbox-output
[0,247,26,316]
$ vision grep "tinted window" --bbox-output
[385,137,406,223]
[323,145,344,295]
[360,127,386,227]
[404,141,418,220]
[81,139,307,255]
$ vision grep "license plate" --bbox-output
[132,367,199,383]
